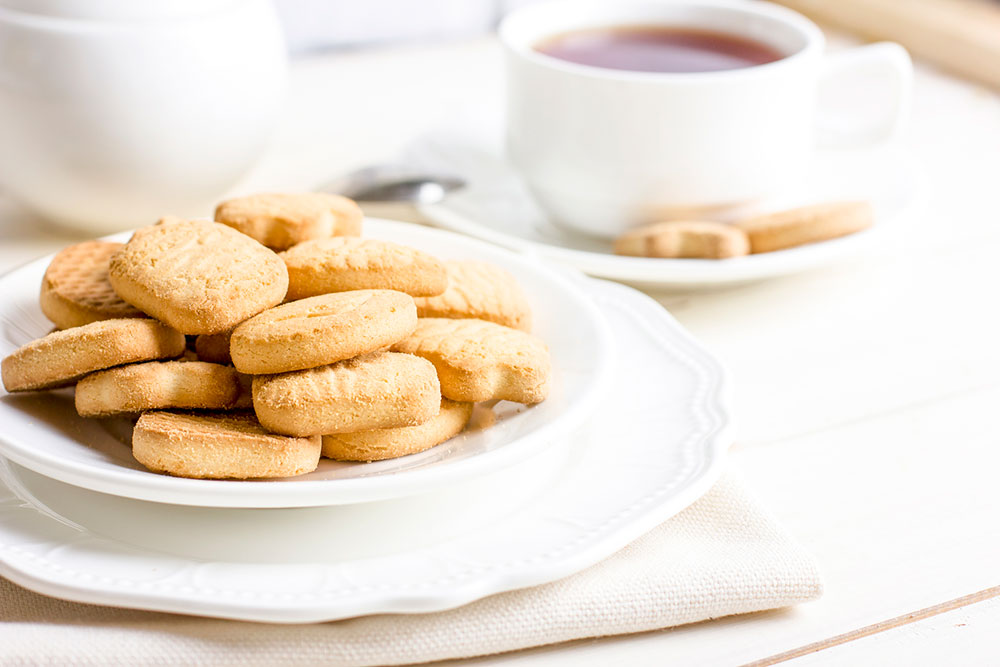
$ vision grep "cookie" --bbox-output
[75,361,242,417]
[281,237,447,300]
[39,241,147,330]
[1,319,185,392]
[391,318,550,404]
[195,331,232,365]
[412,261,531,332]
[252,352,440,436]
[736,201,874,253]
[321,399,472,462]
[132,411,321,479]
[230,290,417,375]
[614,221,750,259]
[108,219,288,335]
[214,193,363,251]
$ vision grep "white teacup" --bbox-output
[500,0,912,239]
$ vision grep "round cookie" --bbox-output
[75,361,242,417]
[321,399,472,462]
[614,221,750,259]
[230,290,417,375]
[736,201,874,253]
[39,241,147,329]
[214,192,363,251]
[252,352,441,437]
[108,219,288,335]
[1,319,185,392]
[132,411,321,479]
[392,317,551,404]
[412,260,532,332]
[281,237,447,300]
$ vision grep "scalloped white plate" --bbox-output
[0,219,613,508]
[0,278,731,623]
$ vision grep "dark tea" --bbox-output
[534,26,785,73]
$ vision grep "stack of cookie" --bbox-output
[1,193,552,480]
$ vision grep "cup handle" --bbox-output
[816,42,913,149]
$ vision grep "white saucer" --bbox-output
[409,130,921,288]
[0,220,613,508]
[0,278,732,623]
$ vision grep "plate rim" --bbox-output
[0,277,733,623]
[0,218,615,508]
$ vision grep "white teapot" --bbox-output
[0,0,287,233]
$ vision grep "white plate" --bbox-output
[409,130,921,288]
[0,278,731,623]
[0,219,613,508]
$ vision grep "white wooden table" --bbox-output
[2,32,998,665]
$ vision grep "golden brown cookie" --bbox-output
[214,193,363,251]
[252,352,440,436]
[614,221,750,259]
[412,260,532,332]
[75,361,242,417]
[194,331,232,365]
[132,411,321,479]
[230,290,417,375]
[321,399,472,462]
[38,241,147,330]
[281,237,447,300]
[1,319,185,392]
[736,201,874,253]
[392,318,550,404]
[108,219,288,335]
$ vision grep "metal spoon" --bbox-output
[321,165,466,204]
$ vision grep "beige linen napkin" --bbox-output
[0,472,821,666]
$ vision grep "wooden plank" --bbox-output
[786,591,1000,665]
[774,0,1000,89]
[745,586,1000,665]
[655,236,1000,446]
